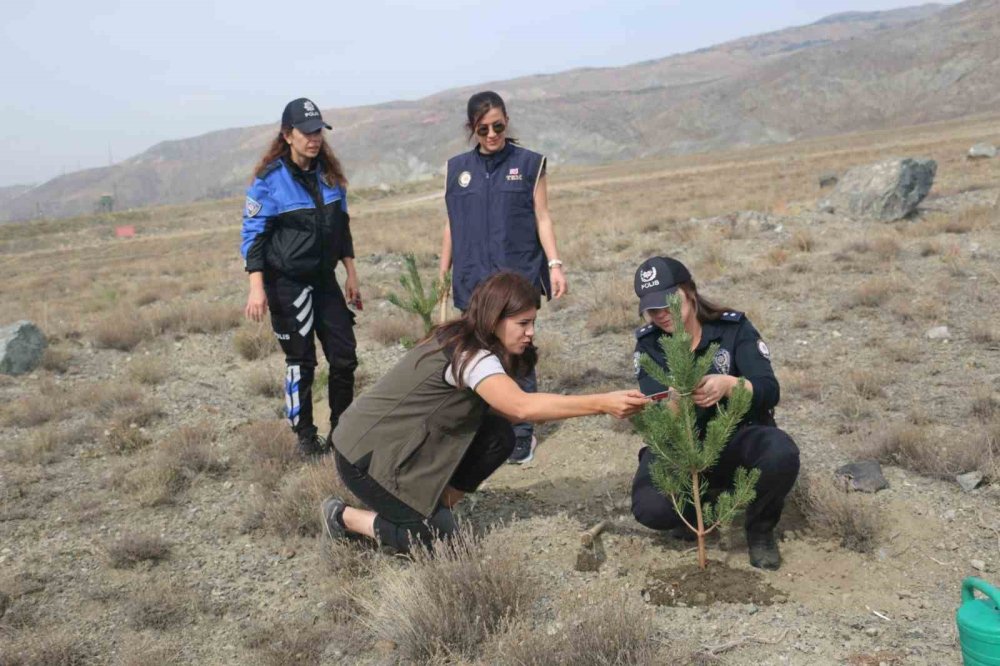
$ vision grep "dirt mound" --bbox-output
[644,562,783,607]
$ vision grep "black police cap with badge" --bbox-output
[282,98,332,134]
[634,256,692,315]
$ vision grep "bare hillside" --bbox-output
[2,3,963,222]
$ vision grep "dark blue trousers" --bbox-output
[631,425,799,535]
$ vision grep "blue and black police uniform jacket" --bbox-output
[240,157,352,291]
[444,142,549,310]
[634,311,780,435]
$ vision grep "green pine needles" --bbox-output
[386,254,451,335]
[633,294,761,570]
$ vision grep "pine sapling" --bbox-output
[632,294,761,570]
[386,254,451,334]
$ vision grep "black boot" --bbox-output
[747,528,781,570]
[296,428,328,458]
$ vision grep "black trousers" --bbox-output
[335,413,515,552]
[264,274,358,437]
[631,425,800,535]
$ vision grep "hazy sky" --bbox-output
[2,0,948,187]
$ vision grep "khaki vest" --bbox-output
[331,341,488,516]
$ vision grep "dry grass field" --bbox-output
[1,113,999,665]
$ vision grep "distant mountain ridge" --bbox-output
[10,2,994,223]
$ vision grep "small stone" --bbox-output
[943,509,957,521]
[279,547,296,560]
[970,559,987,572]
[926,326,950,340]
[835,461,889,493]
[897,590,915,599]
[748,603,759,615]
[693,592,708,605]
[784,530,797,541]
[864,627,880,637]
[956,471,984,492]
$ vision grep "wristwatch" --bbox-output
[547,259,564,269]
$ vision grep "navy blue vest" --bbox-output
[444,142,549,310]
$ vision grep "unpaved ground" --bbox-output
[1,118,999,665]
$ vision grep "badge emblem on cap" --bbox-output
[458,171,472,188]
[303,100,316,112]
[713,348,731,375]
[640,266,657,284]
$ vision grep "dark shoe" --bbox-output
[507,435,537,464]
[747,529,781,570]
[320,497,347,541]
[297,432,329,458]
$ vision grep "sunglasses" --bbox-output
[475,121,506,137]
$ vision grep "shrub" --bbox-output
[125,423,226,506]
[863,422,988,479]
[1,629,96,666]
[127,356,170,385]
[850,370,885,400]
[234,325,278,360]
[367,313,424,347]
[258,457,355,537]
[242,621,330,666]
[244,367,282,399]
[124,581,192,630]
[92,309,151,351]
[40,347,72,374]
[845,278,899,309]
[181,302,241,334]
[792,474,881,554]
[360,529,533,662]
[105,423,152,454]
[493,589,658,666]
[106,533,171,568]
[584,277,635,336]
[237,420,298,491]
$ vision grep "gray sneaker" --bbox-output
[507,435,537,464]
[320,497,347,541]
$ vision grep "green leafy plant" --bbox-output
[386,254,451,334]
[632,294,760,570]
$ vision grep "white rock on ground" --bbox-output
[818,157,936,221]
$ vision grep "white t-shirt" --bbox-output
[444,349,506,390]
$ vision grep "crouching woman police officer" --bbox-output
[629,256,799,570]
[319,272,647,553]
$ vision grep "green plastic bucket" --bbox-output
[957,577,1000,665]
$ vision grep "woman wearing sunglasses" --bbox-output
[439,91,567,465]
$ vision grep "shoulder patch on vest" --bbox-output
[635,323,658,340]
[719,310,745,323]
[757,339,771,360]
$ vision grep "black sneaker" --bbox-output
[320,497,347,541]
[747,528,781,570]
[297,432,329,458]
[507,435,537,464]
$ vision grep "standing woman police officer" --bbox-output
[629,256,800,570]
[241,98,360,457]
[439,91,568,464]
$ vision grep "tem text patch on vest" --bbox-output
[506,167,523,182]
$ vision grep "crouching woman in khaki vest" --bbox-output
[322,271,648,553]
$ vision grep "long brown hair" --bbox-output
[252,127,347,187]
[678,280,733,324]
[426,272,540,387]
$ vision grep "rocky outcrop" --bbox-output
[0,321,47,375]
[818,158,936,221]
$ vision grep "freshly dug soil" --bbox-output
[644,561,783,607]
